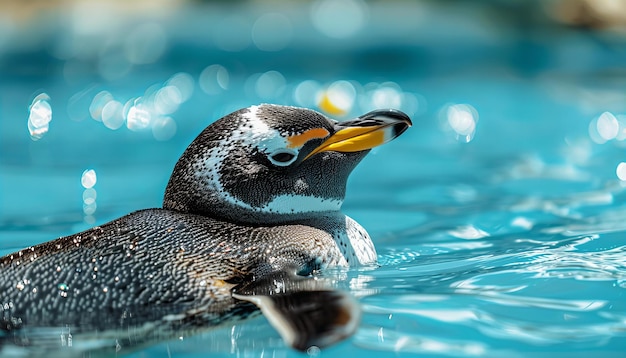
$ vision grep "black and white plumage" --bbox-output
[0,104,411,356]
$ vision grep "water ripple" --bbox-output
[361,216,626,355]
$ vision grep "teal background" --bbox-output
[1,1,625,356]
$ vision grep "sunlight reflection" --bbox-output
[152,116,177,141]
[381,307,478,323]
[154,85,183,115]
[590,111,620,143]
[101,100,124,130]
[356,326,489,356]
[361,82,423,117]
[89,91,113,122]
[361,82,403,111]
[310,79,423,118]
[81,169,97,219]
[84,72,188,140]
[81,169,96,189]
[617,162,626,181]
[511,216,534,230]
[442,103,479,142]
[454,279,607,311]
[27,93,52,141]
[318,80,356,116]
[527,245,626,283]
[166,72,194,102]
[126,102,151,131]
[616,114,626,140]
[448,225,490,240]
[349,274,377,296]
[82,188,97,205]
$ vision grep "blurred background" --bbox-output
[1,0,625,245]
[1,1,626,357]
[2,0,626,240]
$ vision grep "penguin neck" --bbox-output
[201,200,346,227]
[164,172,347,226]
[164,188,378,266]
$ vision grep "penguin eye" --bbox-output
[268,149,297,167]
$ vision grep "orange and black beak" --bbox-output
[304,109,412,160]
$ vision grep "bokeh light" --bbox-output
[199,64,229,95]
[293,80,322,108]
[360,82,403,112]
[81,169,97,189]
[89,91,114,122]
[101,100,124,130]
[440,104,479,143]
[594,111,619,143]
[4,2,626,357]
[154,86,183,115]
[126,102,152,131]
[371,83,403,109]
[166,72,194,102]
[27,93,52,141]
[318,80,356,116]
[67,88,96,122]
[81,169,97,218]
[617,162,626,181]
[587,111,626,144]
[254,70,286,100]
[616,114,626,141]
[75,72,190,140]
[152,116,177,141]
[82,188,97,205]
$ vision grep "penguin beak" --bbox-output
[304,109,412,160]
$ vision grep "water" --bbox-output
[1,1,626,357]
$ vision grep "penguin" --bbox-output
[0,104,411,356]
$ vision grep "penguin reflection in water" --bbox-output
[0,104,411,355]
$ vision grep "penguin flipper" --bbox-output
[232,272,360,352]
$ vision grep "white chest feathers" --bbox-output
[332,215,377,267]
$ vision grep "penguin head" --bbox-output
[163,104,411,224]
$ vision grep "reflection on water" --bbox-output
[440,104,479,143]
[27,93,53,141]
[81,72,192,140]
[1,1,626,357]
[356,198,626,356]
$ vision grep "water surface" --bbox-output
[1,2,625,357]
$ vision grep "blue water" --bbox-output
[1,1,626,357]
